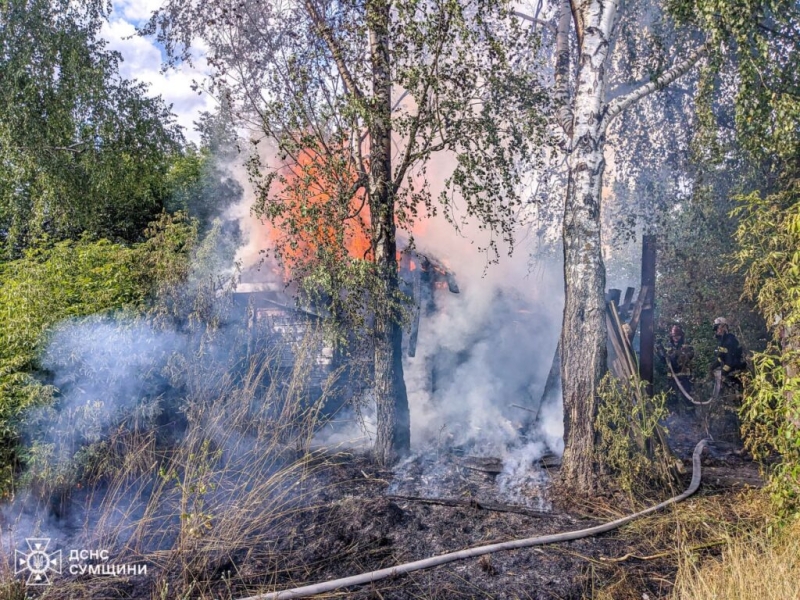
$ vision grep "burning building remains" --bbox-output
[230,246,462,414]
[230,219,563,463]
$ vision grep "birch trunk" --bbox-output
[559,0,618,492]
[368,0,410,465]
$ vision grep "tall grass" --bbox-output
[671,520,800,600]
[2,323,353,598]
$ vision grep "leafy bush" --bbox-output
[595,373,675,497]
[0,213,200,496]
[734,182,800,514]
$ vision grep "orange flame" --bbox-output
[270,147,372,276]
[268,143,431,278]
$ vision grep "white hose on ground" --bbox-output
[667,360,713,405]
[240,439,709,600]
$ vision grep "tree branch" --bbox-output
[553,0,573,138]
[392,9,450,193]
[26,141,91,154]
[511,10,557,33]
[602,42,708,131]
[303,0,364,101]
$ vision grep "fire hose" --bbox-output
[241,439,709,600]
[666,360,718,405]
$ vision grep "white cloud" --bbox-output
[101,2,214,143]
[113,0,164,23]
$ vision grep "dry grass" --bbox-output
[573,490,775,600]
[0,324,359,599]
[671,518,800,600]
[587,490,800,600]
[619,490,770,552]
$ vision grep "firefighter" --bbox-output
[657,324,695,405]
[712,317,747,382]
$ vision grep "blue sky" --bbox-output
[101,0,212,143]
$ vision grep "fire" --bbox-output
[270,147,372,275]
[267,142,432,278]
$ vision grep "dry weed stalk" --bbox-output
[4,326,352,599]
[671,518,800,600]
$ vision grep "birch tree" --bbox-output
[0,0,182,256]
[526,0,800,491]
[147,0,549,464]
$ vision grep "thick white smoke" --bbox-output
[403,208,563,458]
[226,144,565,471]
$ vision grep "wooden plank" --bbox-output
[605,312,627,379]
[606,288,621,306]
[640,235,657,394]
[606,302,636,380]
[622,286,636,312]
[607,301,648,453]
[626,285,650,344]
[460,453,562,474]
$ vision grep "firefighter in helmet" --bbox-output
[657,324,695,405]
[712,317,747,382]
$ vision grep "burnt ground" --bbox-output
[23,395,763,600]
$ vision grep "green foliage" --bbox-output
[656,179,766,396]
[136,211,198,316]
[0,0,183,255]
[667,0,800,163]
[734,181,800,514]
[0,212,205,496]
[0,237,146,495]
[137,211,242,332]
[595,374,674,497]
[0,238,146,380]
[148,0,551,327]
[165,108,243,233]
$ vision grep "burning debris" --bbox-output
[226,235,563,516]
[399,250,460,358]
[229,246,462,405]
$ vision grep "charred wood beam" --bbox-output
[407,264,422,357]
[626,284,650,344]
[459,453,562,474]
[605,288,621,306]
[445,272,459,293]
[640,235,657,394]
[622,286,636,314]
[386,494,568,520]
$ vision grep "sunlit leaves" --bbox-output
[734,181,800,514]
[0,0,183,255]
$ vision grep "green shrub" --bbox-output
[0,213,199,496]
[0,238,148,494]
[734,183,800,514]
[595,373,674,497]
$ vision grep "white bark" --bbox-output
[558,0,708,493]
[559,0,619,491]
[603,43,708,130]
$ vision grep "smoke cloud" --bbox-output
[226,144,566,468]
